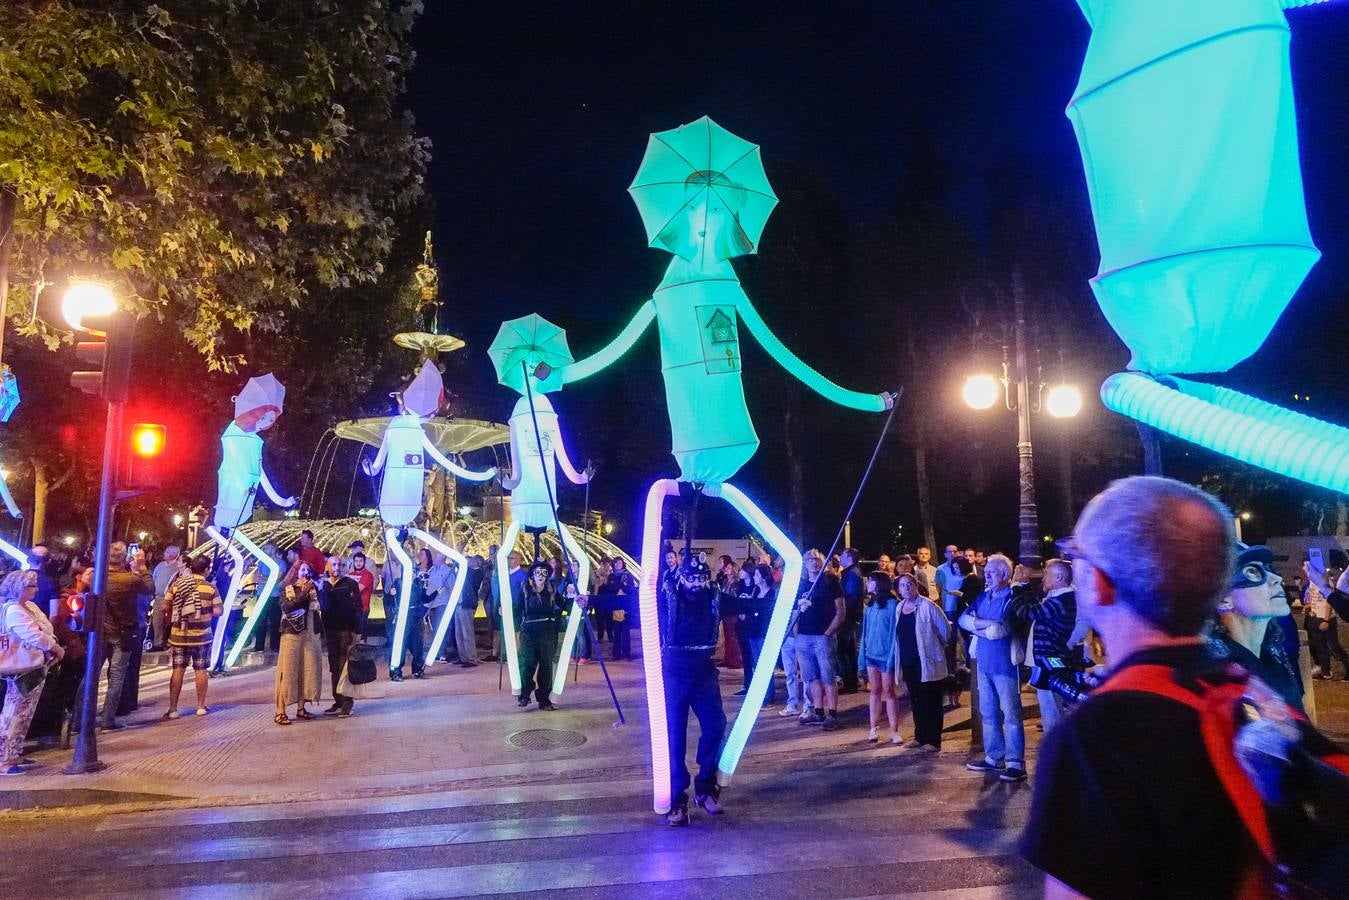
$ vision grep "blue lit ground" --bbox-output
[2,645,1346,898]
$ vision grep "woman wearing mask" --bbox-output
[893,572,949,752]
[1,570,62,773]
[275,563,323,724]
[859,571,899,744]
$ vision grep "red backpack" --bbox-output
[1097,664,1349,898]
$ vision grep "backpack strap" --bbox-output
[1097,664,1276,865]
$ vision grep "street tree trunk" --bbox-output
[783,405,806,545]
[29,456,73,546]
[0,189,14,367]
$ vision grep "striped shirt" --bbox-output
[167,573,222,647]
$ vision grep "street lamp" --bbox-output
[964,271,1082,568]
[61,280,117,331]
[172,513,184,528]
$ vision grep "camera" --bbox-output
[1029,654,1097,706]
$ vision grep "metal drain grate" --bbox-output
[508,728,587,750]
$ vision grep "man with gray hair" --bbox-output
[1013,558,1078,733]
[150,545,185,650]
[1020,476,1257,898]
[959,552,1027,781]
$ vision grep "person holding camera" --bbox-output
[1013,559,1079,733]
[97,541,153,731]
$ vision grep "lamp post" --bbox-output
[963,272,1083,569]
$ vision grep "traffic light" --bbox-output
[122,422,166,492]
[70,311,134,402]
[67,593,88,633]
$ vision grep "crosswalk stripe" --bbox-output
[116,829,1020,899]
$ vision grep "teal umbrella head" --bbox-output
[628,116,779,264]
[0,367,18,423]
[488,314,573,395]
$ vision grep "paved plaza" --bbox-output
[2,652,1346,898]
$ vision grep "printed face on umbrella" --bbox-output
[656,171,753,264]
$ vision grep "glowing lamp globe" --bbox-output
[1046,384,1084,419]
[963,374,1001,410]
[62,281,117,331]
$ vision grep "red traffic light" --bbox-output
[130,423,166,457]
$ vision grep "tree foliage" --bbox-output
[0,0,428,368]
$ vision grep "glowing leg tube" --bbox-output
[224,529,281,668]
[550,524,593,699]
[716,482,803,784]
[414,528,469,664]
[385,528,416,671]
[638,478,681,814]
[205,526,245,670]
[497,519,525,695]
[0,538,28,570]
[1102,372,1349,493]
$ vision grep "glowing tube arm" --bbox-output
[1101,373,1349,493]
[0,474,21,519]
[0,538,28,570]
[497,519,524,694]
[498,438,523,492]
[364,433,389,476]
[385,528,416,670]
[736,296,887,412]
[553,424,589,486]
[259,468,295,507]
[423,437,496,483]
[638,478,681,814]
[205,525,246,670]
[561,300,656,384]
[716,482,803,784]
[550,524,592,698]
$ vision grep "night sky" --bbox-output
[397,2,1349,549]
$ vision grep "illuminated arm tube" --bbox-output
[0,475,21,519]
[225,529,281,668]
[414,528,470,663]
[1101,372,1349,493]
[736,296,887,412]
[638,478,681,814]
[1169,377,1348,448]
[560,301,656,384]
[205,525,246,670]
[715,482,803,784]
[422,438,496,483]
[0,538,28,570]
[258,469,295,507]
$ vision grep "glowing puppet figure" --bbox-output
[210,373,297,670]
[364,360,496,671]
[0,367,28,569]
[491,340,593,699]
[560,117,893,813]
[1068,0,1349,491]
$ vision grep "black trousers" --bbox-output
[837,619,861,692]
[664,651,726,807]
[611,617,632,659]
[519,625,557,704]
[901,664,945,747]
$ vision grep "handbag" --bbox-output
[0,604,48,677]
[345,642,378,685]
[336,660,382,700]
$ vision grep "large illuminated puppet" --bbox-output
[560,116,893,814]
[1068,0,1349,490]
[487,314,593,701]
[363,360,496,672]
[210,373,297,670]
[0,368,27,568]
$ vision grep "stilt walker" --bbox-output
[559,116,894,819]
[363,360,496,675]
[487,314,594,700]
[211,374,297,671]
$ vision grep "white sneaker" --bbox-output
[867,727,879,743]
[778,704,801,717]
[195,707,208,717]
[890,732,902,745]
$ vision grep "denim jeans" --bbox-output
[795,633,835,686]
[454,607,479,664]
[99,642,132,727]
[1037,688,1068,734]
[663,652,725,807]
[976,665,1024,767]
[746,636,775,703]
[779,633,802,707]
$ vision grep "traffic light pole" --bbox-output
[64,398,122,774]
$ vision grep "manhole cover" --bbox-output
[508,728,587,750]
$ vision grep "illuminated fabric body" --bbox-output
[372,414,431,527]
[1071,0,1344,490]
[213,423,264,529]
[563,117,885,813]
